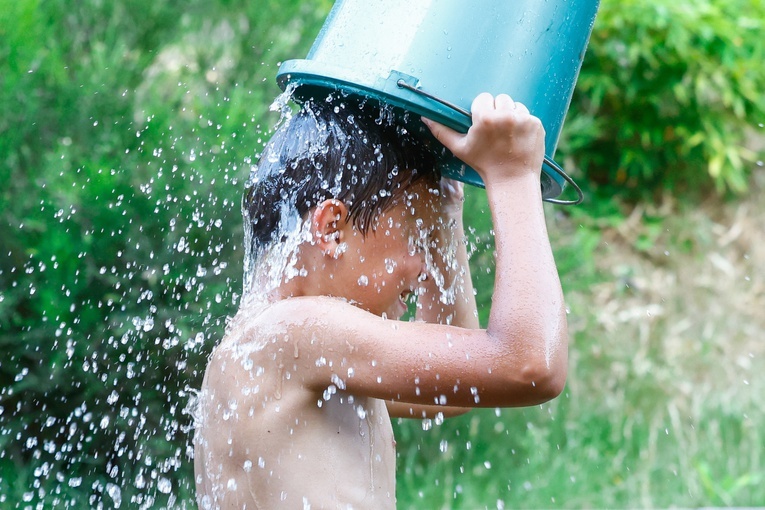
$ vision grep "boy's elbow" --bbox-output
[488,323,569,405]
[518,361,566,403]
[514,333,568,404]
[537,365,567,401]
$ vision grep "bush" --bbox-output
[0,0,327,506]
[561,0,765,200]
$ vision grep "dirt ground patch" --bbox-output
[559,171,763,404]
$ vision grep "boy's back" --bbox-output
[194,94,568,509]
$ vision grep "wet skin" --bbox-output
[194,93,568,509]
[309,185,441,320]
[194,191,435,508]
[194,304,399,509]
[194,187,453,509]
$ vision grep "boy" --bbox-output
[194,92,568,509]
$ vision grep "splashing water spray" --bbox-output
[191,1,600,508]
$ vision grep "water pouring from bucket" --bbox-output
[276,0,600,204]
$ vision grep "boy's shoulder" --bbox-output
[202,297,347,397]
[218,296,361,352]
[238,295,356,327]
[205,295,396,396]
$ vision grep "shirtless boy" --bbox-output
[194,92,568,509]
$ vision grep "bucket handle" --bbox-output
[396,79,584,205]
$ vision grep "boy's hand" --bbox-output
[423,93,545,185]
[417,176,478,329]
[439,177,464,217]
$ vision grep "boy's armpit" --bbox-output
[264,296,566,409]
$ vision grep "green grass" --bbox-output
[393,183,765,508]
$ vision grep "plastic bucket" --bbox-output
[277,0,599,202]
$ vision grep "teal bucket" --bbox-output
[277,0,599,203]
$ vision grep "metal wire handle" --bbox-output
[396,79,584,205]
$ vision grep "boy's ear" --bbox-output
[311,199,349,257]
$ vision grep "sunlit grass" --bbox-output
[394,182,765,508]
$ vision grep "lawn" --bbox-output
[393,176,765,508]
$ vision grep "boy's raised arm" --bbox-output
[423,92,568,395]
[269,92,567,410]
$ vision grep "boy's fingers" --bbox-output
[513,102,530,115]
[494,94,515,110]
[440,178,465,205]
[440,177,461,195]
[422,117,463,151]
[471,92,495,112]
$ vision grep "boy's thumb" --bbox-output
[422,117,462,152]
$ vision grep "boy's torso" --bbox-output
[195,300,398,509]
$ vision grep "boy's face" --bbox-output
[340,182,438,320]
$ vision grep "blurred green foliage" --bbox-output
[562,0,765,199]
[1,0,762,507]
[0,0,328,506]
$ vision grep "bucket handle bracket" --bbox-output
[386,70,421,91]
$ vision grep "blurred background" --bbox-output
[1,0,763,507]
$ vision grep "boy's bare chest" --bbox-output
[249,384,398,507]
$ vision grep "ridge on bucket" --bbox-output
[277,0,600,204]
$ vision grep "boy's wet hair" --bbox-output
[243,98,441,255]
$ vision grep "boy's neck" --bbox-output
[244,246,338,304]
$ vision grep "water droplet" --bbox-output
[106,483,122,507]
[357,275,369,286]
[331,374,346,390]
[157,477,172,494]
[322,384,337,401]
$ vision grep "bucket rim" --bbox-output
[277,59,575,202]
